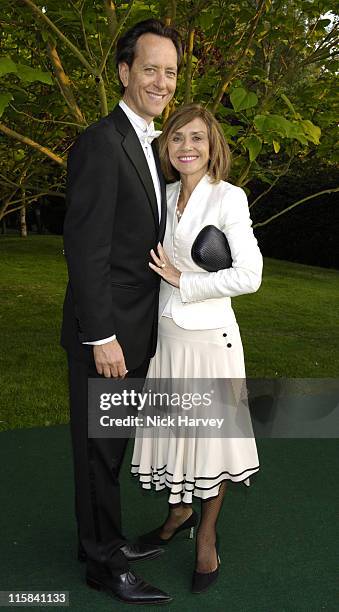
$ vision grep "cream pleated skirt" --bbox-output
[131,317,259,503]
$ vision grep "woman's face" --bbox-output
[168,117,210,182]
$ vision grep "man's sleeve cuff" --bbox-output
[83,334,116,346]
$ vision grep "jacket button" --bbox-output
[223,333,227,337]
[227,343,232,348]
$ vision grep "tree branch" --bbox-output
[0,186,20,219]
[184,25,195,103]
[163,0,176,24]
[236,161,252,187]
[96,76,108,117]
[0,123,66,167]
[9,104,86,129]
[0,173,19,189]
[46,40,86,125]
[253,187,339,228]
[99,0,135,75]
[69,0,94,59]
[1,188,66,221]
[104,0,118,37]
[210,0,266,114]
[21,0,94,73]
[94,0,135,115]
[189,0,211,19]
[249,158,293,209]
[0,164,35,219]
[161,1,177,119]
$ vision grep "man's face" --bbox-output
[119,33,178,123]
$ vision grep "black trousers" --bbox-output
[67,354,149,574]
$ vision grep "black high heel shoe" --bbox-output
[139,510,198,546]
[191,533,220,594]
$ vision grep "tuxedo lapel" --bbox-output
[152,140,167,241]
[110,106,159,228]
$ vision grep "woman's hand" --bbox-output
[149,242,181,288]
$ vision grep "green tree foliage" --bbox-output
[0,0,338,224]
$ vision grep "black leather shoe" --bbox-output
[120,541,164,562]
[139,510,198,546]
[86,566,172,605]
[78,540,164,563]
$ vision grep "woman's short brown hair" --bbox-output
[159,103,231,183]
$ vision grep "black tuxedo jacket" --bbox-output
[60,105,167,370]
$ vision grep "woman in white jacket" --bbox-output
[131,104,263,593]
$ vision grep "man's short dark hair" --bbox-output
[116,19,182,91]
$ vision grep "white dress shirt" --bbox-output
[84,100,162,346]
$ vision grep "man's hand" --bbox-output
[93,339,128,378]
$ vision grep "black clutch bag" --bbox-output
[191,225,232,272]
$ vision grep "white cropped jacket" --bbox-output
[159,174,263,329]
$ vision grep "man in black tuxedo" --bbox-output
[61,19,181,605]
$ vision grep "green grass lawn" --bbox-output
[1,235,338,431]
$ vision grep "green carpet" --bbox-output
[0,426,337,611]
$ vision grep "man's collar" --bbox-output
[119,99,155,134]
